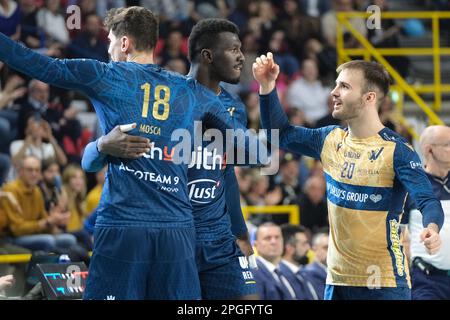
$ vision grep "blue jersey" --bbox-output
[0,33,238,228]
[188,88,248,240]
[260,88,444,288]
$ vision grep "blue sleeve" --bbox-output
[196,88,268,165]
[394,142,444,230]
[259,88,335,160]
[0,32,107,95]
[81,140,108,173]
[83,210,98,236]
[223,165,248,237]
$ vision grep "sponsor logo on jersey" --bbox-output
[142,144,174,162]
[344,151,361,159]
[369,194,382,203]
[188,179,220,204]
[188,146,225,171]
[410,161,422,169]
[368,147,384,162]
[227,106,236,117]
[389,219,405,277]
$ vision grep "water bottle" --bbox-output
[59,254,71,264]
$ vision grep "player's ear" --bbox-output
[200,49,213,63]
[121,36,130,53]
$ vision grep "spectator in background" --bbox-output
[240,91,260,131]
[188,0,228,22]
[0,190,30,296]
[368,0,410,78]
[85,165,106,214]
[158,28,189,72]
[19,0,42,49]
[238,30,259,91]
[253,222,296,300]
[96,0,126,19]
[405,125,450,300]
[244,170,270,207]
[37,0,70,45]
[253,0,279,50]
[279,0,321,59]
[235,167,252,207]
[302,38,336,82]
[0,153,9,186]
[228,0,259,32]
[266,29,299,79]
[275,153,303,206]
[17,80,57,140]
[279,224,319,300]
[299,175,328,232]
[140,0,189,22]
[10,116,68,169]
[0,0,21,41]
[1,155,76,252]
[287,107,310,128]
[38,159,61,211]
[299,0,330,17]
[61,164,92,250]
[321,0,367,49]
[378,95,397,132]
[301,229,329,299]
[285,59,330,125]
[1,74,27,153]
[69,13,109,62]
[164,57,188,75]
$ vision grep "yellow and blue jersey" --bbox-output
[260,89,444,288]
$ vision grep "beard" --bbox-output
[293,254,309,266]
[332,97,364,121]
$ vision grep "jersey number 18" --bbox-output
[140,83,171,121]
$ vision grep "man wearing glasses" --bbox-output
[404,125,450,299]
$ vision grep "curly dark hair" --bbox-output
[188,18,239,62]
[104,6,158,52]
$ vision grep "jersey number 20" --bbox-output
[140,83,170,120]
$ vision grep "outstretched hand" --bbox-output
[252,52,280,95]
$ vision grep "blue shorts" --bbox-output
[83,227,201,300]
[196,236,257,299]
[324,284,411,300]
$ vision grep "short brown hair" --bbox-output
[337,60,391,100]
[104,6,158,52]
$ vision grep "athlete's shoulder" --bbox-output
[378,127,412,148]
[320,125,346,140]
[187,77,221,103]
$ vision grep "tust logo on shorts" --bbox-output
[188,179,220,204]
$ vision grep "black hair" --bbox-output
[188,18,239,62]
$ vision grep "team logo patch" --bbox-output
[368,147,384,162]
[370,194,382,203]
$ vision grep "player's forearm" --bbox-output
[81,140,108,173]
[421,201,444,232]
[224,167,248,237]
[259,88,290,134]
[0,32,103,93]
